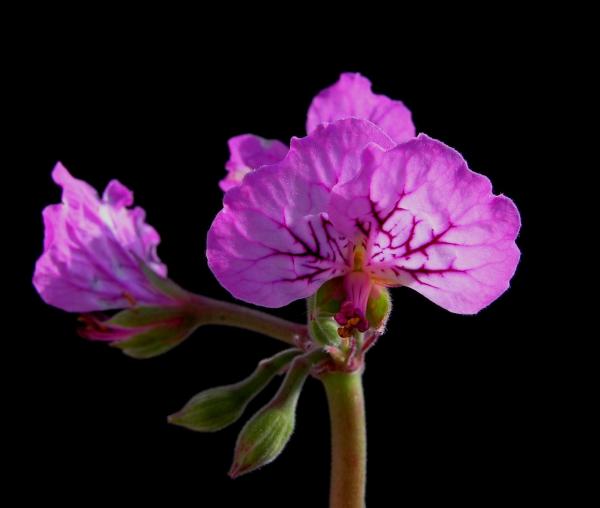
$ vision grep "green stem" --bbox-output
[190,295,309,347]
[322,371,367,508]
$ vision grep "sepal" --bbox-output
[79,303,201,359]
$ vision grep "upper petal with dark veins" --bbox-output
[207,119,395,307]
[327,134,521,314]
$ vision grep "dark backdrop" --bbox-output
[7,25,554,507]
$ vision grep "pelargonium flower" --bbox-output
[32,163,207,357]
[220,73,415,191]
[33,162,175,312]
[207,119,520,326]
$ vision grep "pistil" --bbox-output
[334,271,372,338]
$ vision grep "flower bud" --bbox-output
[229,405,294,479]
[168,349,301,432]
[229,349,326,477]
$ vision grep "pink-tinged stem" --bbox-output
[190,295,309,347]
[322,371,367,508]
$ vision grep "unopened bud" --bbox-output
[168,349,301,432]
[229,349,326,477]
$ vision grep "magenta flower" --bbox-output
[207,118,520,318]
[33,162,175,313]
[32,165,308,356]
[219,73,415,191]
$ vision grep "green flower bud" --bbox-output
[229,349,326,477]
[168,349,301,432]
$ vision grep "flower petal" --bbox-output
[306,73,416,144]
[220,134,288,191]
[207,119,395,307]
[33,162,172,312]
[328,134,521,314]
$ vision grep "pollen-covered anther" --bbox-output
[335,301,369,337]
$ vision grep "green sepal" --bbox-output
[310,277,345,314]
[107,306,188,328]
[366,286,392,331]
[309,318,342,348]
[140,262,190,301]
[103,304,201,359]
[110,323,195,359]
[307,278,345,346]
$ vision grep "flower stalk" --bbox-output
[189,294,309,347]
[321,370,367,508]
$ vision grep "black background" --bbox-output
[7,18,560,507]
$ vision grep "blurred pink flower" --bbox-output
[33,163,175,313]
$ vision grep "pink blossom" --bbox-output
[207,118,520,317]
[33,163,175,313]
[220,73,415,191]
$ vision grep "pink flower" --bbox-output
[207,118,520,319]
[33,162,176,313]
[219,73,415,191]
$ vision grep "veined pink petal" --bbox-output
[33,162,172,312]
[306,73,416,144]
[207,119,395,307]
[220,134,288,191]
[328,134,521,314]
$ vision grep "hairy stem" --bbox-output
[190,295,309,346]
[322,371,367,508]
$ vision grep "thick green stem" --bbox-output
[322,371,367,508]
[190,295,308,346]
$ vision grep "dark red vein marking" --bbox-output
[321,216,349,265]
[244,215,352,286]
[280,265,332,283]
[398,224,457,259]
[399,263,468,288]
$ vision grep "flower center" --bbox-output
[334,260,372,337]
